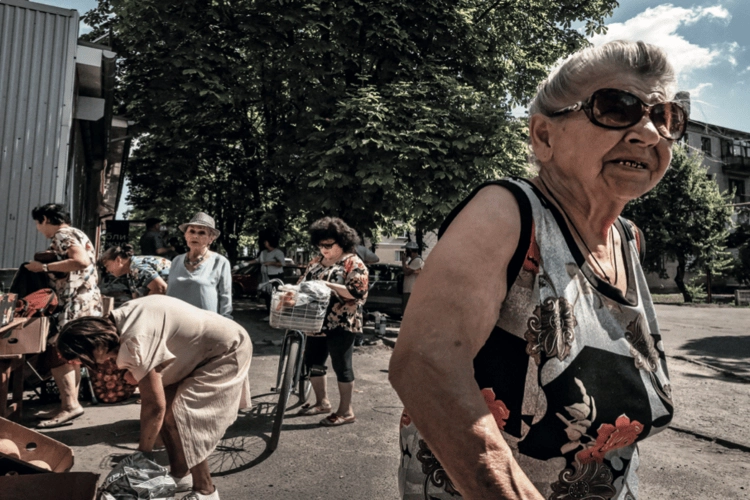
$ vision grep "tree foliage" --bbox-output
[83,0,619,260]
[623,144,733,302]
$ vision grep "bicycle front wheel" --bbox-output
[269,336,300,451]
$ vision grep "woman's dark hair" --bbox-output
[57,316,120,368]
[259,229,280,249]
[100,244,135,264]
[309,217,360,253]
[31,203,71,225]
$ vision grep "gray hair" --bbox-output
[529,40,677,117]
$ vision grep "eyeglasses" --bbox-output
[318,242,336,250]
[549,88,688,141]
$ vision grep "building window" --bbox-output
[682,133,689,145]
[729,179,745,205]
[395,251,405,262]
[733,145,743,157]
[701,137,712,155]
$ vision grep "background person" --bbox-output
[100,244,171,299]
[400,241,423,316]
[297,217,369,426]
[246,232,285,319]
[139,217,174,257]
[25,203,103,429]
[57,295,252,500]
[167,212,232,318]
[389,40,682,499]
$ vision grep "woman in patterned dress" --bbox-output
[100,244,171,299]
[389,40,686,499]
[25,203,103,428]
[297,217,369,426]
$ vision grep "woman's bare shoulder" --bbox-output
[439,184,522,262]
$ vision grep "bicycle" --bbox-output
[266,279,329,451]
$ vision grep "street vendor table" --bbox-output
[0,353,24,421]
[0,318,43,422]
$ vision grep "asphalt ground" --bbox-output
[15,301,750,499]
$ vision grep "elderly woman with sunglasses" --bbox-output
[167,212,233,318]
[297,217,369,426]
[390,40,684,500]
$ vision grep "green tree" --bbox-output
[84,0,619,256]
[624,144,733,302]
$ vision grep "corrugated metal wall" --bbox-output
[0,0,79,268]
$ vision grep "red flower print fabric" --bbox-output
[481,388,510,430]
[576,415,644,464]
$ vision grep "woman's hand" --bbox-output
[24,261,44,273]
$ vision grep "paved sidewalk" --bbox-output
[14,300,750,499]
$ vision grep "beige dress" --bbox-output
[111,295,252,468]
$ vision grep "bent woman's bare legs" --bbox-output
[161,385,215,495]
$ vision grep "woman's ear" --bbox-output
[529,114,554,163]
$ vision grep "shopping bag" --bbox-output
[97,451,176,500]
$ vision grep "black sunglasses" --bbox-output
[549,88,688,141]
[318,242,336,249]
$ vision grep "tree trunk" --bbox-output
[674,255,692,303]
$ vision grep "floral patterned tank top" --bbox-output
[398,178,673,500]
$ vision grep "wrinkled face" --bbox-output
[318,238,342,260]
[103,256,128,277]
[185,225,214,250]
[536,72,674,201]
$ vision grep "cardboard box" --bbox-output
[0,417,74,472]
[0,472,99,500]
[0,417,98,500]
[0,317,49,355]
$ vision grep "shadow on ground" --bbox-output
[680,335,750,376]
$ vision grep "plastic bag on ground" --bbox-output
[97,451,176,500]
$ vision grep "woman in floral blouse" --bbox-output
[297,217,368,426]
[26,203,103,429]
[100,244,171,299]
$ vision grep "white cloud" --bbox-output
[590,5,732,79]
[687,83,713,97]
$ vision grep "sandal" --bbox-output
[36,407,84,429]
[298,403,332,416]
[320,413,356,426]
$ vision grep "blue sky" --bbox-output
[51,0,749,134]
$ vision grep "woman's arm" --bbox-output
[137,369,166,453]
[326,257,368,300]
[389,186,542,500]
[146,276,168,295]
[217,258,233,317]
[325,282,355,300]
[25,243,90,273]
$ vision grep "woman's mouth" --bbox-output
[615,159,647,170]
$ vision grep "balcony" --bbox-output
[722,155,750,175]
